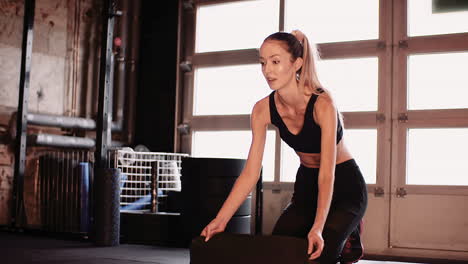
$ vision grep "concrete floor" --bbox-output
[0,231,423,264]
[1,232,188,264]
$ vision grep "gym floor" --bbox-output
[0,231,423,264]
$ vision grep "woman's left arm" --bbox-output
[308,94,338,259]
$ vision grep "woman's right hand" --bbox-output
[200,218,227,242]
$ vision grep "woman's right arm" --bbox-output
[201,100,269,241]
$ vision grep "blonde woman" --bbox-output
[201,30,367,263]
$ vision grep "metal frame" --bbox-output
[11,0,123,227]
[174,0,184,151]
[387,0,468,257]
[179,0,468,259]
[12,0,36,227]
[177,0,392,190]
[95,0,119,169]
[391,0,468,198]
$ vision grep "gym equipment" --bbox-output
[190,233,311,264]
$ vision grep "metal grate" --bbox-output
[112,148,188,213]
[38,150,93,233]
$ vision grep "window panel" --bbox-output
[196,0,279,53]
[194,64,271,116]
[317,57,379,112]
[285,0,379,43]
[408,52,468,110]
[280,129,376,184]
[192,130,276,181]
[345,129,377,184]
[407,128,468,186]
[408,0,468,37]
[280,141,300,182]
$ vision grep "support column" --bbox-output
[12,0,36,227]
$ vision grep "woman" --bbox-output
[200,30,368,263]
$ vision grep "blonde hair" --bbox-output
[264,31,324,96]
[265,30,344,126]
[293,31,324,96]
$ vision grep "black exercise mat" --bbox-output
[190,233,313,264]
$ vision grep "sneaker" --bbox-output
[339,221,364,263]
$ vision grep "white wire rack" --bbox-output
[112,148,188,213]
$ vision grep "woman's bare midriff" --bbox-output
[297,139,353,168]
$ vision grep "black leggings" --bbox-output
[272,159,368,264]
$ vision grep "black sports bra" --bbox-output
[269,90,343,154]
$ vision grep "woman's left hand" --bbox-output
[307,228,324,260]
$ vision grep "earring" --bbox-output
[296,72,300,81]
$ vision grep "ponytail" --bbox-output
[264,31,343,125]
[292,31,323,96]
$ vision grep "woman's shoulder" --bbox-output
[251,94,271,124]
[313,88,337,111]
[253,94,271,111]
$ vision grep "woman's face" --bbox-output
[259,40,301,91]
